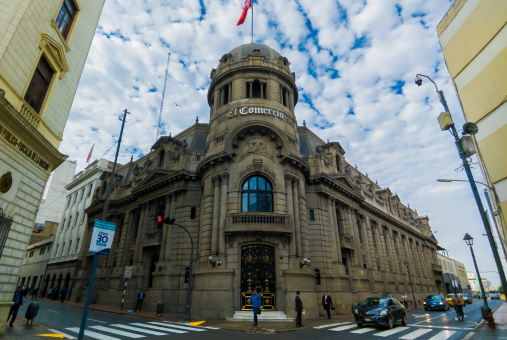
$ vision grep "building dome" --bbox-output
[224,43,282,63]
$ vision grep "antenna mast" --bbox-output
[156,53,171,141]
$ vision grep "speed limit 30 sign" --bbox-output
[89,219,116,255]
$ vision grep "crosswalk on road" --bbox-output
[315,322,457,340]
[52,320,218,339]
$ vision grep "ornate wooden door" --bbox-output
[241,245,276,310]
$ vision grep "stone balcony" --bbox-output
[339,233,355,250]
[142,229,162,247]
[225,212,292,235]
[432,263,443,273]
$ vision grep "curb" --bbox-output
[472,301,504,331]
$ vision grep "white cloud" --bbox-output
[60,0,504,287]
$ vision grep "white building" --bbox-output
[18,237,54,295]
[36,160,76,226]
[467,272,495,294]
[45,159,112,294]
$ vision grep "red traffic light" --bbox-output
[157,216,164,223]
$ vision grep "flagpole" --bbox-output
[251,0,253,43]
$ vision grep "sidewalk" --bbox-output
[470,301,507,339]
[19,297,424,333]
[2,316,54,340]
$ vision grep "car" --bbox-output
[461,294,473,304]
[446,294,465,307]
[423,295,450,311]
[490,293,500,300]
[354,297,407,329]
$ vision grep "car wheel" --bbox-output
[357,323,364,328]
[446,305,450,311]
[424,307,428,311]
[386,316,394,329]
[401,313,407,326]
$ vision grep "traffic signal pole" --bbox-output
[77,109,130,340]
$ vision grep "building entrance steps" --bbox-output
[225,311,294,322]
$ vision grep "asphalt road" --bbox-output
[15,298,502,340]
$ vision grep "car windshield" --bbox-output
[447,294,455,298]
[462,294,468,298]
[361,298,387,308]
[425,295,441,301]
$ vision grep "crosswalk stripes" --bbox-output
[89,326,145,338]
[67,328,121,340]
[374,327,411,337]
[350,327,377,334]
[314,321,353,329]
[110,324,168,336]
[147,321,208,332]
[129,323,188,334]
[399,329,433,339]
[428,331,457,340]
[329,324,358,331]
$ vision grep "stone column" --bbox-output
[211,176,220,255]
[219,173,229,256]
[249,82,253,98]
[121,210,135,266]
[361,217,372,269]
[410,240,423,278]
[349,209,360,267]
[261,83,265,99]
[292,179,301,257]
[298,179,309,258]
[402,236,415,276]
[161,194,172,261]
[221,87,225,106]
[228,83,232,103]
[327,198,339,263]
[417,243,428,278]
[331,202,342,262]
[394,232,407,274]
[79,222,95,269]
[384,227,396,273]
[166,193,176,260]
[285,175,296,257]
[134,204,147,263]
[373,222,385,271]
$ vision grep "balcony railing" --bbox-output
[19,101,41,129]
[231,213,286,225]
[225,213,292,234]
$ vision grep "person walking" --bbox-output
[60,287,68,303]
[251,289,262,325]
[388,292,393,298]
[134,289,146,312]
[401,293,408,309]
[295,291,304,327]
[6,286,24,327]
[322,291,333,319]
[31,288,39,300]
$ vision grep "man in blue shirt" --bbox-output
[251,289,262,325]
[134,289,146,312]
[7,286,24,327]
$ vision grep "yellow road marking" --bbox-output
[189,321,205,326]
[36,335,64,338]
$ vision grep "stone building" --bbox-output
[79,43,443,319]
[0,0,105,333]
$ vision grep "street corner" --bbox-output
[2,318,53,340]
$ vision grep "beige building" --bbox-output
[44,158,112,298]
[0,0,105,333]
[437,0,507,258]
[437,253,466,294]
[75,43,443,320]
[452,259,470,294]
[18,237,53,295]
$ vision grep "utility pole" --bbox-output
[77,109,130,340]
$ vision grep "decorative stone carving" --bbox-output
[239,165,275,180]
[241,139,272,159]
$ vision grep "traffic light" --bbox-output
[157,216,175,225]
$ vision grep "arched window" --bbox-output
[159,150,165,167]
[241,176,273,212]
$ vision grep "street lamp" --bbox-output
[416,74,507,299]
[404,260,417,309]
[464,233,490,310]
[158,216,194,321]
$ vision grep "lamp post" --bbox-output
[404,260,417,309]
[159,217,194,321]
[416,74,507,299]
[464,233,489,308]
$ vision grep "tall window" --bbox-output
[75,238,80,252]
[219,83,231,107]
[280,86,289,107]
[247,80,267,99]
[24,56,54,113]
[159,150,165,167]
[88,184,93,197]
[75,213,79,227]
[55,0,77,39]
[241,176,273,212]
[80,188,84,200]
[68,240,72,254]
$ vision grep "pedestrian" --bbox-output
[401,293,408,309]
[60,287,68,303]
[6,286,24,327]
[22,286,29,297]
[46,287,52,299]
[251,289,262,325]
[388,292,393,298]
[31,288,39,300]
[295,291,304,327]
[134,289,146,312]
[322,291,333,319]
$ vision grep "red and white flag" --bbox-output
[237,0,252,26]
[86,143,95,163]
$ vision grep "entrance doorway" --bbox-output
[240,245,276,310]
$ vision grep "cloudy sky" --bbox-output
[60,0,505,287]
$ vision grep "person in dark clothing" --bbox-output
[322,291,333,319]
[60,287,68,303]
[134,289,146,312]
[31,288,39,300]
[295,291,304,327]
[7,286,24,327]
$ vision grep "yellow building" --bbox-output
[437,0,507,255]
[0,0,105,333]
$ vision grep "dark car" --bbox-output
[461,293,473,304]
[423,295,449,311]
[354,297,407,329]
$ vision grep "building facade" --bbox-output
[437,253,463,294]
[78,43,443,319]
[36,160,76,226]
[437,0,507,257]
[452,259,470,295]
[44,159,112,300]
[18,237,53,295]
[0,0,105,333]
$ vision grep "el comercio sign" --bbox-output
[227,107,285,119]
